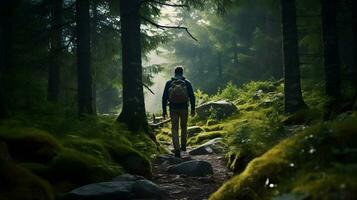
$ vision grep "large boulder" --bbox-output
[167,160,213,177]
[63,177,167,200]
[187,126,204,137]
[189,138,227,155]
[196,100,238,120]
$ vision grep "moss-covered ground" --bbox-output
[193,80,357,200]
[0,114,160,199]
[155,80,357,199]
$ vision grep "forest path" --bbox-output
[151,144,233,200]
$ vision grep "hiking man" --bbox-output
[162,66,196,158]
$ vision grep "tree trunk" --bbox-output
[280,0,307,113]
[0,0,12,118]
[91,0,98,114]
[117,0,148,132]
[352,0,357,98]
[321,0,341,99]
[48,0,63,102]
[0,11,6,118]
[76,0,94,115]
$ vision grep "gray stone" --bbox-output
[155,154,183,165]
[189,138,227,155]
[196,100,238,120]
[187,126,204,137]
[167,160,213,177]
[63,179,167,200]
[112,173,144,182]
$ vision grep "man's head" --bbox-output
[174,66,184,76]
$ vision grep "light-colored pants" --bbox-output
[170,109,188,151]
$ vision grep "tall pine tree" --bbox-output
[48,0,63,102]
[280,0,307,113]
[117,0,148,132]
[76,0,95,115]
[321,0,340,99]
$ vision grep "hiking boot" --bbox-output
[174,150,181,158]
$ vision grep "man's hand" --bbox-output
[163,111,167,119]
[190,110,196,117]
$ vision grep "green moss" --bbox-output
[292,166,357,199]
[0,127,61,163]
[0,114,159,196]
[104,142,152,178]
[283,108,322,125]
[0,160,54,200]
[210,116,357,200]
[206,119,218,126]
[188,130,227,145]
[203,124,224,132]
[62,137,111,161]
[47,148,122,191]
[156,132,171,142]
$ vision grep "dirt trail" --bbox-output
[151,146,233,200]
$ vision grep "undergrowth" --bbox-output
[0,113,160,198]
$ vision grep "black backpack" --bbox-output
[168,79,189,103]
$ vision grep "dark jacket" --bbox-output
[162,75,195,113]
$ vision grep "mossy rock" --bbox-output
[203,125,224,132]
[210,116,357,200]
[62,137,111,161]
[0,160,54,200]
[0,127,61,164]
[226,148,255,173]
[47,149,120,190]
[188,130,227,145]
[206,119,218,126]
[104,142,152,178]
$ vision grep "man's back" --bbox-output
[161,67,196,158]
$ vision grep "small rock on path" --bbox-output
[152,148,232,200]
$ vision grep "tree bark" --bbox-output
[321,0,341,99]
[76,0,94,115]
[48,0,63,102]
[280,0,307,113]
[91,0,98,114]
[0,9,6,118]
[0,0,13,118]
[117,0,148,132]
[351,0,357,98]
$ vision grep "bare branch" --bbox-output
[141,0,189,8]
[143,82,155,95]
[141,16,198,42]
[136,78,155,95]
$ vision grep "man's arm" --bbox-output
[186,81,196,113]
[162,81,170,117]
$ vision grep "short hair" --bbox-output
[174,66,184,75]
